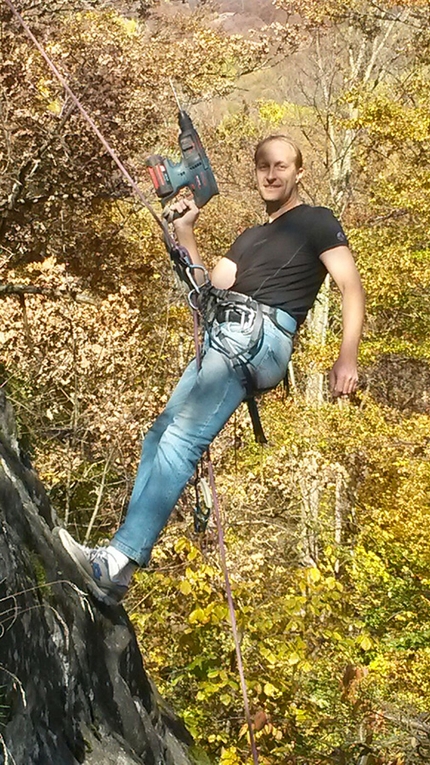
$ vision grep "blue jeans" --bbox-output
[111,311,295,566]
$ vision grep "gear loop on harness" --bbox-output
[198,284,297,341]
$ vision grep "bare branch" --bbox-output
[0,283,96,304]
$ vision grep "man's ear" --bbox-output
[296,168,304,184]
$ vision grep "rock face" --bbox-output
[0,391,197,765]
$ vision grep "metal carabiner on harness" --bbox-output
[185,264,210,308]
[193,476,213,533]
[169,244,209,306]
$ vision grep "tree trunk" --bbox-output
[298,453,320,565]
[305,274,330,405]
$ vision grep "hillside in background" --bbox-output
[111,0,287,31]
[210,0,288,31]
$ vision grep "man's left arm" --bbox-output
[319,245,365,396]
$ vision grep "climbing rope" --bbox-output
[206,456,260,764]
[2,0,174,250]
[3,3,260,760]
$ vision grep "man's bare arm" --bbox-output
[320,245,365,396]
[171,198,206,283]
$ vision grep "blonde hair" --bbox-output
[254,135,303,170]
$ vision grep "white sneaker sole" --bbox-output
[55,528,126,607]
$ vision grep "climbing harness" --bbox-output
[3,2,260,761]
[199,284,297,443]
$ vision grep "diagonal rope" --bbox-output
[4,2,260,759]
[2,0,175,251]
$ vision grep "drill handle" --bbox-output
[162,206,181,223]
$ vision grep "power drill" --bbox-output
[146,110,219,211]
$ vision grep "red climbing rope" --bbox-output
[1,0,174,250]
[206,456,260,764]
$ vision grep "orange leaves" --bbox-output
[275,0,354,26]
[275,0,421,29]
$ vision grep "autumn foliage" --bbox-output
[1,1,430,764]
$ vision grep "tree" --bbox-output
[2,2,430,762]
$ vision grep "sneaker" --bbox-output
[56,528,128,607]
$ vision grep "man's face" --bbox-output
[255,140,303,212]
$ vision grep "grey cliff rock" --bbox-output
[0,390,200,765]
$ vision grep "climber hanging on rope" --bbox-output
[58,134,365,606]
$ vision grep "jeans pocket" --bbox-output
[249,333,293,392]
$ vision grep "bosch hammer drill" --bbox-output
[146,110,219,212]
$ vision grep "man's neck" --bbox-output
[267,198,303,223]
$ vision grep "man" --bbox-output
[58,135,365,606]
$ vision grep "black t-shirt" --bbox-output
[224,204,348,325]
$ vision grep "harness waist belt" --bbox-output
[216,303,297,335]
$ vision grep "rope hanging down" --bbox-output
[3,2,260,761]
[1,0,174,251]
[206,458,260,765]
[194,321,260,765]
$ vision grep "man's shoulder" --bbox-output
[272,204,340,229]
[300,205,348,250]
[299,204,338,219]
[298,204,344,232]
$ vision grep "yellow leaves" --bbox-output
[219,746,241,765]
[46,99,62,115]
[257,99,313,131]
[35,77,64,116]
[36,79,52,100]
[73,9,138,42]
[261,649,278,667]
[258,100,290,127]
[302,566,344,597]
[263,682,279,698]
[300,660,313,672]
[325,576,340,591]
[307,566,321,584]
[293,706,309,723]
[353,91,430,143]
[118,17,138,36]
[178,580,192,596]
[357,635,373,651]
[188,602,228,626]
[173,537,192,555]
[188,607,208,625]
